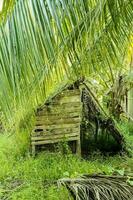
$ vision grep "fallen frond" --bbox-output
[58,174,133,200]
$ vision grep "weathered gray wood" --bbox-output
[31,132,79,141]
[53,90,80,101]
[32,127,80,136]
[34,123,80,130]
[32,144,36,157]
[31,87,82,156]
[57,89,80,96]
[41,101,81,108]
[76,139,81,156]
[37,109,81,116]
[36,112,81,119]
[55,95,81,104]
[37,104,82,116]
[36,117,81,126]
[36,113,80,120]
[32,136,79,145]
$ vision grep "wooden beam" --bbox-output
[34,123,80,130]
[31,132,79,141]
[36,117,81,126]
[76,139,81,156]
[37,105,82,116]
[31,136,80,145]
[36,113,80,121]
[32,127,80,136]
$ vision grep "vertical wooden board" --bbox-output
[32,144,36,157]
[76,139,81,156]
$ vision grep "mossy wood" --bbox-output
[31,87,82,156]
[31,81,125,156]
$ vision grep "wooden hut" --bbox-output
[31,80,124,156]
[31,82,83,156]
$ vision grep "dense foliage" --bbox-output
[0,0,133,130]
[0,1,133,199]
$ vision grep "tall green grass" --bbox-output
[0,121,133,199]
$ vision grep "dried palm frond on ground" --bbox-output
[58,175,133,200]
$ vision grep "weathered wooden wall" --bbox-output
[31,88,82,155]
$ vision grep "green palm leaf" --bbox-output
[0,0,133,130]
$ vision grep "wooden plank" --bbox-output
[38,89,80,108]
[36,117,81,126]
[31,132,79,141]
[31,136,80,145]
[32,127,80,136]
[54,95,81,104]
[76,140,81,156]
[36,112,81,119]
[54,92,80,98]
[34,122,80,130]
[49,101,81,107]
[53,90,80,100]
[32,144,36,157]
[36,113,81,121]
[59,89,80,96]
[37,108,82,117]
[40,95,81,108]
[37,109,81,116]
[37,103,82,116]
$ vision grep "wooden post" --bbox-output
[32,144,36,157]
[72,141,76,153]
[76,139,81,156]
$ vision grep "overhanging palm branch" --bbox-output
[0,0,16,22]
[0,0,133,130]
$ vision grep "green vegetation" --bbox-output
[0,122,133,199]
[0,0,133,199]
[0,0,133,130]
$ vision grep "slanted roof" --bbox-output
[37,78,84,111]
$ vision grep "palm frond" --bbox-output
[0,0,133,129]
[0,0,16,22]
[58,175,133,200]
